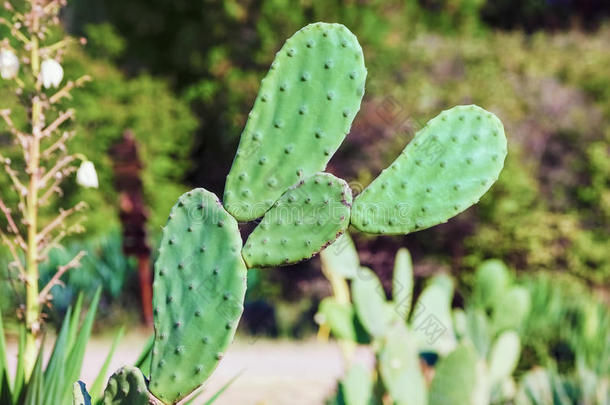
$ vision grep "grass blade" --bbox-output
[89,326,124,401]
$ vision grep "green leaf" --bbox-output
[0,311,13,403]
[72,381,92,405]
[90,326,125,401]
[201,372,242,405]
[133,335,154,378]
[63,288,102,404]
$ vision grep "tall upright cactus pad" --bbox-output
[242,173,352,267]
[488,331,521,389]
[320,233,360,280]
[351,105,506,234]
[392,248,414,320]
[224,22,367,221]
[379,323,427,405]
[429,345,478,405]
[473,259,511,311]
[339,363,374,405]
[102,367,154,405]
[351,267,395,337]
[150,189,247,404]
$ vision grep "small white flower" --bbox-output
[0,49,19,80]
[41,59,64,88]
[76,161,99,188]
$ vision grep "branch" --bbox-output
[0,197,25,248]
[38,250,86,303]
[0,109,28,147]
[36,201,87,244]
[41,109,74,138]
[0,153,28,197]
[0,229,26,276]
[41,131,74,159]
[49,76,91,105]
[38,154,75,189]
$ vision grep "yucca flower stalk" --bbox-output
[0,0,93,379]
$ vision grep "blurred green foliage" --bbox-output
[2,1,609,323]
[0,12,198,238]
[71,0,609,284]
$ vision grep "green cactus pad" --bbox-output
[473,259,511,311]
[317,297,370,343]
[224,22,367,221]
[392,248,414,320]
[339,363,373,405]
[242,173,352,267]
[351,267,395,337]
[73,382,92,405]
[150,189,247,404]
[320,233,360,279]
[351,105,506,234]
[488,331,521,388]
[491,286,531,333]
[411,275,456,354]
[429,345,478,405]
[379,323,427,405]
[102,367,153,405]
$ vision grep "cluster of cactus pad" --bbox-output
[319,238,530,405]
[74,21,507,404]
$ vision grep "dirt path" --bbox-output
[7,331,374,405]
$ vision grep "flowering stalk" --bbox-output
[0,0,94,378]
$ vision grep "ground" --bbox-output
[7,330,374,405]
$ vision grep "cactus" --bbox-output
[491,286,531,333]
[242,173,352,267]
[317,297,369,344]
[488,331,521,389]
[351,105,506,234]
[224,22,367,221]
[73,382,92,405]
[392,248,414,321]
[428,344,478,405]
[351,267,395,337]
[149,189,247,404]
[411,274,456,355]
[379,323,427,405]
[472,259,511,311]
[338,363,374,405]
[320,233,360,280]
[102,367,154,405]
[70,19,511,404]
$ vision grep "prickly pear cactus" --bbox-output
[242,173,352,267]
[317,297,369,343]
[224,22,367,221]
[351,267,395,337]
[320,233,360,279]
[473,259,511,311]
[392,248,414,321]
[428,344,478,405]
[488,331,521,388]
[149,189,247,404]
[339,363,373,405]
[102,367,154,405]
[379,323,427,405]
[351,105,506,234]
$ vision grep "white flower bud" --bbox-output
[76,160,99,188]
[40,59,64,89]
[0,49,19,80]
